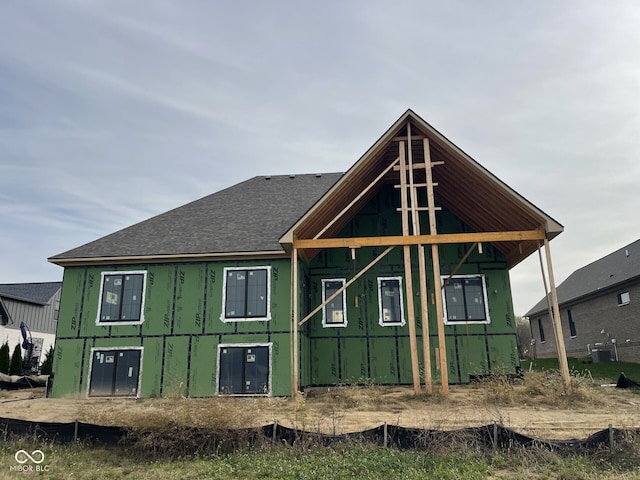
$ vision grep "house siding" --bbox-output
[51,259,292,398]
[52,188,521,398]
[0,288,60,366]
[530,279,640,362]
[302,184,519,387]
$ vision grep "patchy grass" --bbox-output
[525,357,640,382]
[480,369,608,408]
[1,435,639,480]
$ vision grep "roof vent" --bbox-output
[289,175,295,179]
[265,176,271,180]
[315,174,322,178]
[625,249,629,257]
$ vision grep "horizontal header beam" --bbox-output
[293,230,546,249]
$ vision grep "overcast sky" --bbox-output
[1,1,638,316]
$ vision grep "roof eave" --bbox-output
[48,250,290,268]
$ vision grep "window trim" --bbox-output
[441,274,491,325]
[216,343,272,397]
[96,270,147,326]
[377,276,406,327]
[321,278,347,328]
[220,266,272,323]
[87,346,144,398]
[618,291,630,306]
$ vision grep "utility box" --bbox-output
[591,349,612,363]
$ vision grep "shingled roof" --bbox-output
[526,239,640,316]
[49,173,343,265]
[0,282,62,305]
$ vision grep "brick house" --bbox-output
[526,239,640,362]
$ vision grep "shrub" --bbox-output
[9,343,22,376]
[40,346,54,375]
[0,341,10,374]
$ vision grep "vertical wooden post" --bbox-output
[424,138,449,395]
[291,247,299,399]
[408,125,432,393]
[398,139,421,394]
[543,238,571,394]
[417,245,432,393]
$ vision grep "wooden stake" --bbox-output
[291,247,299,398]
[399,138,421,394]
[424,137,449,395]
[543,238,572,394]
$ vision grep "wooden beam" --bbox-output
[314,157,400,239]
[291,247,299,398]
[442,242,480,288]
[298,246,395,326]
[401,132,422,395]
[293,230,546,249]
[543,238,572,394]
[393,161,444,171]
[424,137,449,395]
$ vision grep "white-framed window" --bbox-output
[322,278,347,328]
[96,271,147,326]
[377,277,405,327]
[221,266,271,322]
[217,343,272,396]
[441,275,490,325]
[87,347,143,398]
[618,291,630,306]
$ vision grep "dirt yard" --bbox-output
[1,374,639,441]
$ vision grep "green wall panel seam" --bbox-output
[76,268,88,338]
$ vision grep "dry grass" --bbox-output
[480,369,607,408]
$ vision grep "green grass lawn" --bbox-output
[524,356,640,382]
[0,441,638,480]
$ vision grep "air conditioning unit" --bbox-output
[332,310,343,323]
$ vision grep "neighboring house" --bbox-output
[526,239,640,363]
[0,282,61,371]
[48,109,563,399]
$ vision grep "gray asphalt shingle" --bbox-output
[50,173,343,260]
[526,239,640,316]
[0,282,62,305]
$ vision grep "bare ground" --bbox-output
[1,374,639,440]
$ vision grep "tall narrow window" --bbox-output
[88,348,142,397]
[322,279,347,327]
[97,271,146,325]
[221,267,271,322]
[377,277,405,326]
[441,275,490,324]
[538,318,546,343]
[567,309,577,337]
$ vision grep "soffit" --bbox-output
[285,110,563,268]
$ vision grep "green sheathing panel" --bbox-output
[51,339,85,397]
[53,258,293,398]
[140,337,163,398]
[368,337,399,384]
[188,335,219,397]
[174,264,206,334]
[305,184,519,388]
[141,265,176,337]
[56,268,85,338]
[270,332,291,396]
[163,336,190,397]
